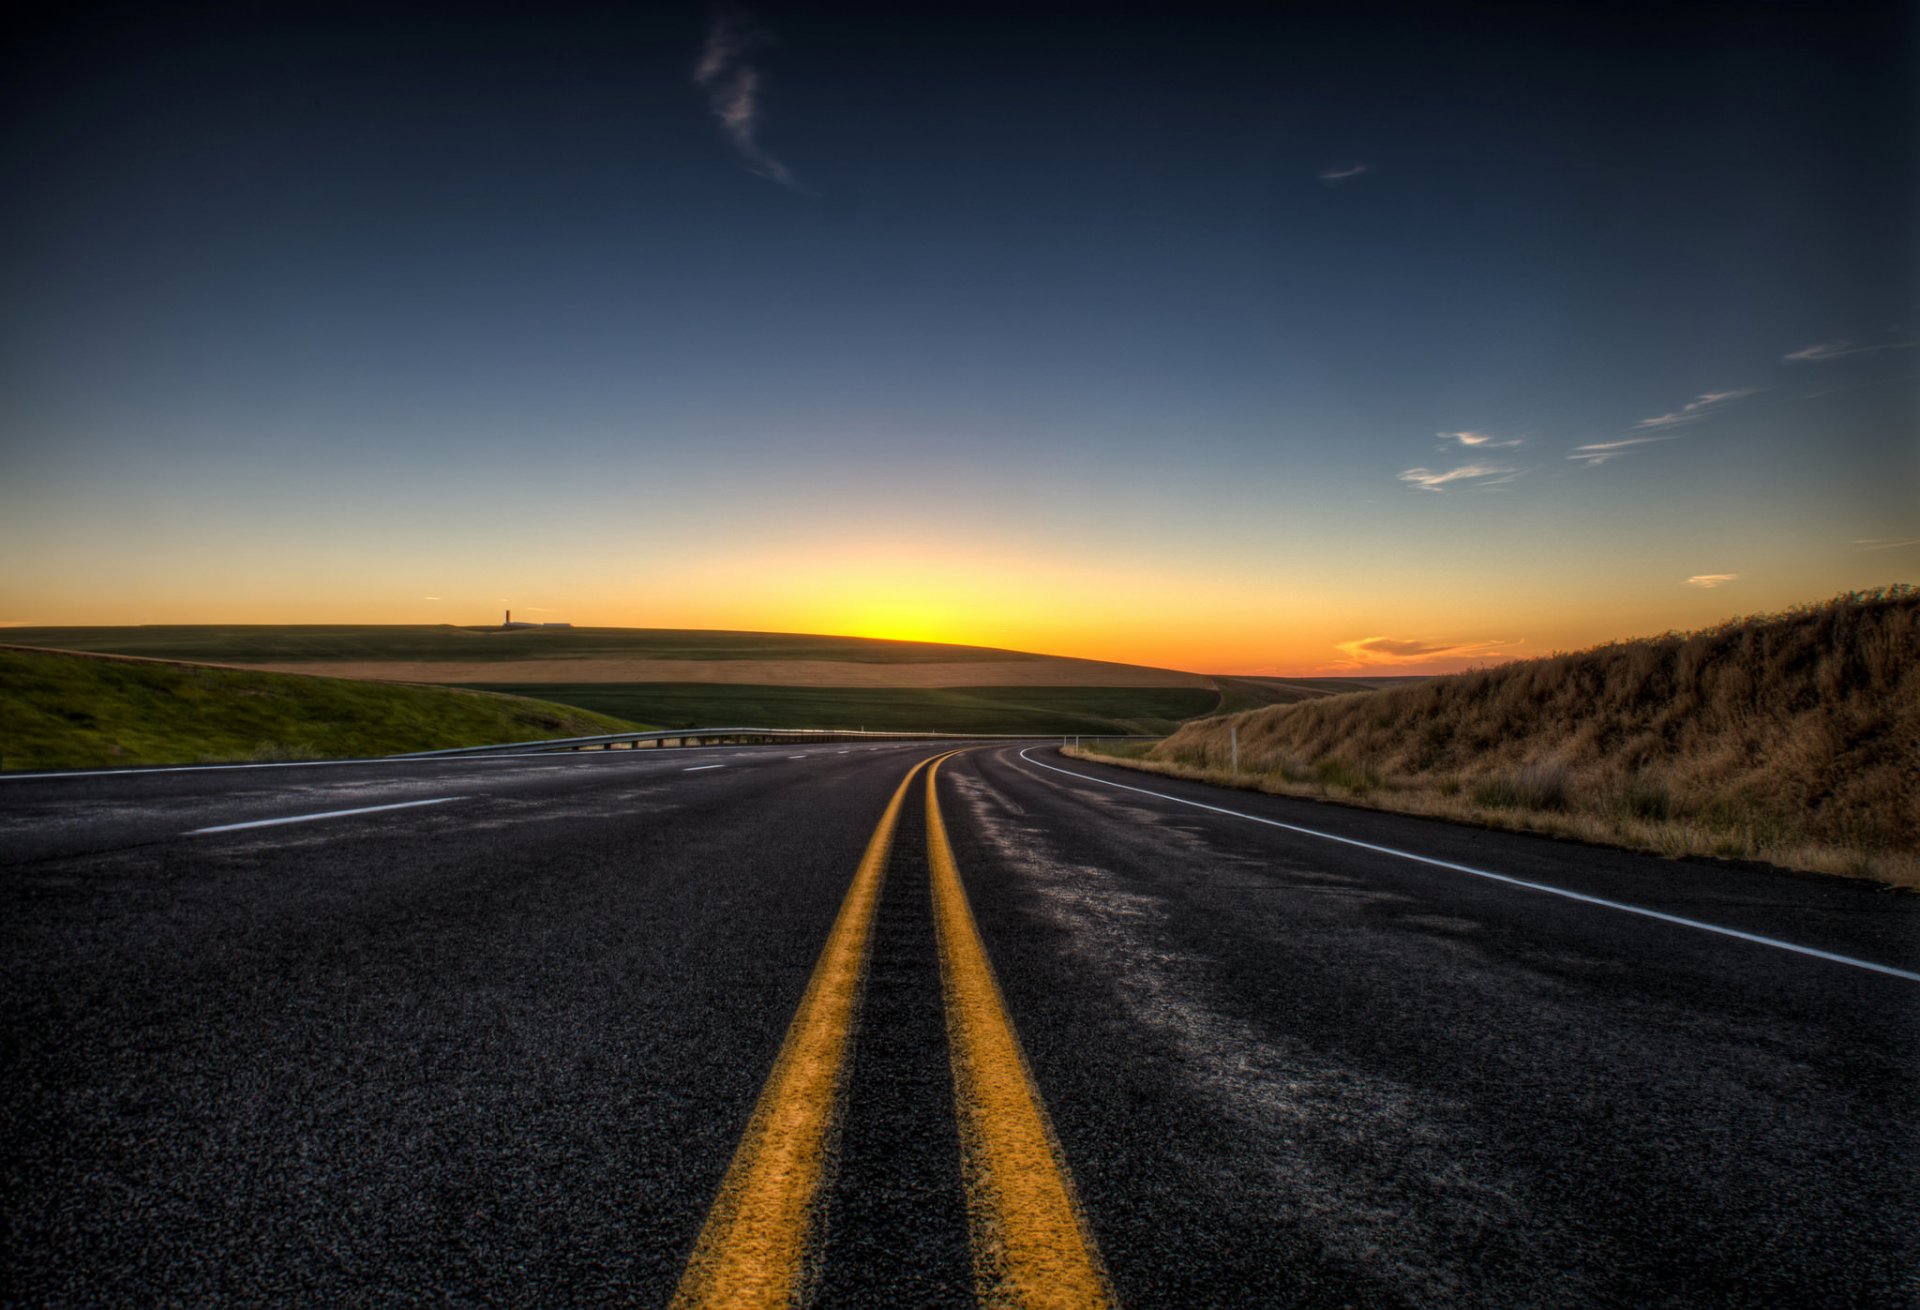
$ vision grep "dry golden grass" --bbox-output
[1081,588,1920,888]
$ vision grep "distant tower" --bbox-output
[504,609,511,628]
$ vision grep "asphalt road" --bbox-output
[2,743,1915,1306]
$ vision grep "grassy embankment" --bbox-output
[1072,589,1920,887]
[0,648,643,771]
[0,625,1223,736]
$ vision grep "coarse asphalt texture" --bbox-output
[2,742,1915,1306]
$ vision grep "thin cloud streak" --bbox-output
[1785,340,1860,363]
[1349,637,1451,657]
[1441,430,1524,449]
[695,6,806,191]
[1397,462,1522,492]
[1685,574,1740,588]
[1566,434,1680,466]
[1783,338,1917,363]
[1633,388,1759,430]
[1334,634,1523,668]
[1855,537,1920,551]
[1318,163,1371,184]
[1570,387,1756,467]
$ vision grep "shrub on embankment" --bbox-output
[0,647,643,770]
[1087,588,1920,886]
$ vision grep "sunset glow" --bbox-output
[2,2,1912,674]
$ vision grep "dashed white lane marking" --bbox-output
[188,797,461,835]
[789,755,808,759]
[1015,749,1920,984]
[685,764,727,772]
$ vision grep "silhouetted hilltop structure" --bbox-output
[498,610,571,630]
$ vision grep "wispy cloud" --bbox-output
[1685,574,1740,588]
[1318,162,1371,185]
[421,595,442,601]
[1334,634,1523,669]
[1783,337,1917,363]
[1440,430,1523,449]
[1632,388,1759,430]
[1568,387,1758,467]
[1346,637,1452,657]
[1566,434,1680,466]
[1397,462,1522,492]
[1855,536,1920,551]
[1785,340,1859,363]
[695,6,806,191]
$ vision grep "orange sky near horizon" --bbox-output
[3,530,1906,676]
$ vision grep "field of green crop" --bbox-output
[0,649,644,770]
[0,625,1028,665]
[459,683,1220,736]
[1190,675,1412,716]
[1,626,1296,744]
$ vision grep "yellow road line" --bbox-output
[672,752,949,1310]
[926,755,1116,1309]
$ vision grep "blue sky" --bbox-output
[2,0,1913,670]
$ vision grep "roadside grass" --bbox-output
[0,648,644,770]
[0,624,1045,666]
[1072,588,1920,889]
[458,682,1218,736]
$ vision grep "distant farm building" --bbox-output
[498,610,572,630]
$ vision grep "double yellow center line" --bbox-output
[672,752,1113,1309]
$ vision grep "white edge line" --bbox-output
[189,796,462,835]
[684,764,726,772]
[5,757,482,781]
[1015,749,1920,984]
[0,748,777,781]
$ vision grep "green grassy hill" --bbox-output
[462,682,1217,736]
[0,648,643,771]
[1,624,1413,741]
[0,623,1229,736]
[0,624,1033,665]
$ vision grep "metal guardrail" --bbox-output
[391,727,1161,759]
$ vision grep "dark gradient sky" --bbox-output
[3,1,1914,670]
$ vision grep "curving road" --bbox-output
[3,743,1915,1306]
